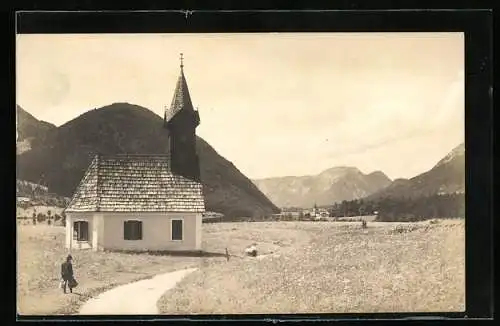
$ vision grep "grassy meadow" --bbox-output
[17,219,464,315]
[16,225,202,315]
[158,220,465,314]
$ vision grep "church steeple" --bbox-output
[164,53,197,125]
[164,53,201,182]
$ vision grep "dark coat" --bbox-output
[61,261,73,281]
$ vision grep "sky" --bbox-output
[16,33,464,180]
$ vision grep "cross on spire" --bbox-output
[180,53,184,70]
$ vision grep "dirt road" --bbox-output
[79,268,198,315]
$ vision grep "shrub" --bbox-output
[37,213,47,222]
[18,202,29,210]
[388,223,424,234]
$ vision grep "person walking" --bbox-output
[61,254,74,294]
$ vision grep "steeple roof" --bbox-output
[164,53,195,123]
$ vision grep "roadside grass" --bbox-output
[158,220,465,314]
[201,221,316,258]
[18,220,464,315]
[17,221,319,315]
[17,225,201,315]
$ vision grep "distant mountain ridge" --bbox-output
[16,105,56,141]
[15,104,464,216]
[252,167,392,208]
[16,105,56,154]
[434,143,465,168]
[366,142,465,200]
[253,142,465,208]
[16,103,279,218]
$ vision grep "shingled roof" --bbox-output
[164,65,194,123]
[65,154,205,213]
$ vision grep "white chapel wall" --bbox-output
[102,212,199,251]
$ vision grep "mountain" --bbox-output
[366,143,465,200]
[16,105,56,140]
[15,103,280,218]
[16,179,70,208]
[252,167,392,208]
[16,105,56,154]
[16,180,49,197]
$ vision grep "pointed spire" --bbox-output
[164,53,194,124]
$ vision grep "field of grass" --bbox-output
[158,220,465,314]
[18,220,464,315]
[17,225,204,315]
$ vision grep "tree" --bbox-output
[341,200,348,217]
[351,199,359,215]
[37,213,46,222]
[61,212,66,226]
